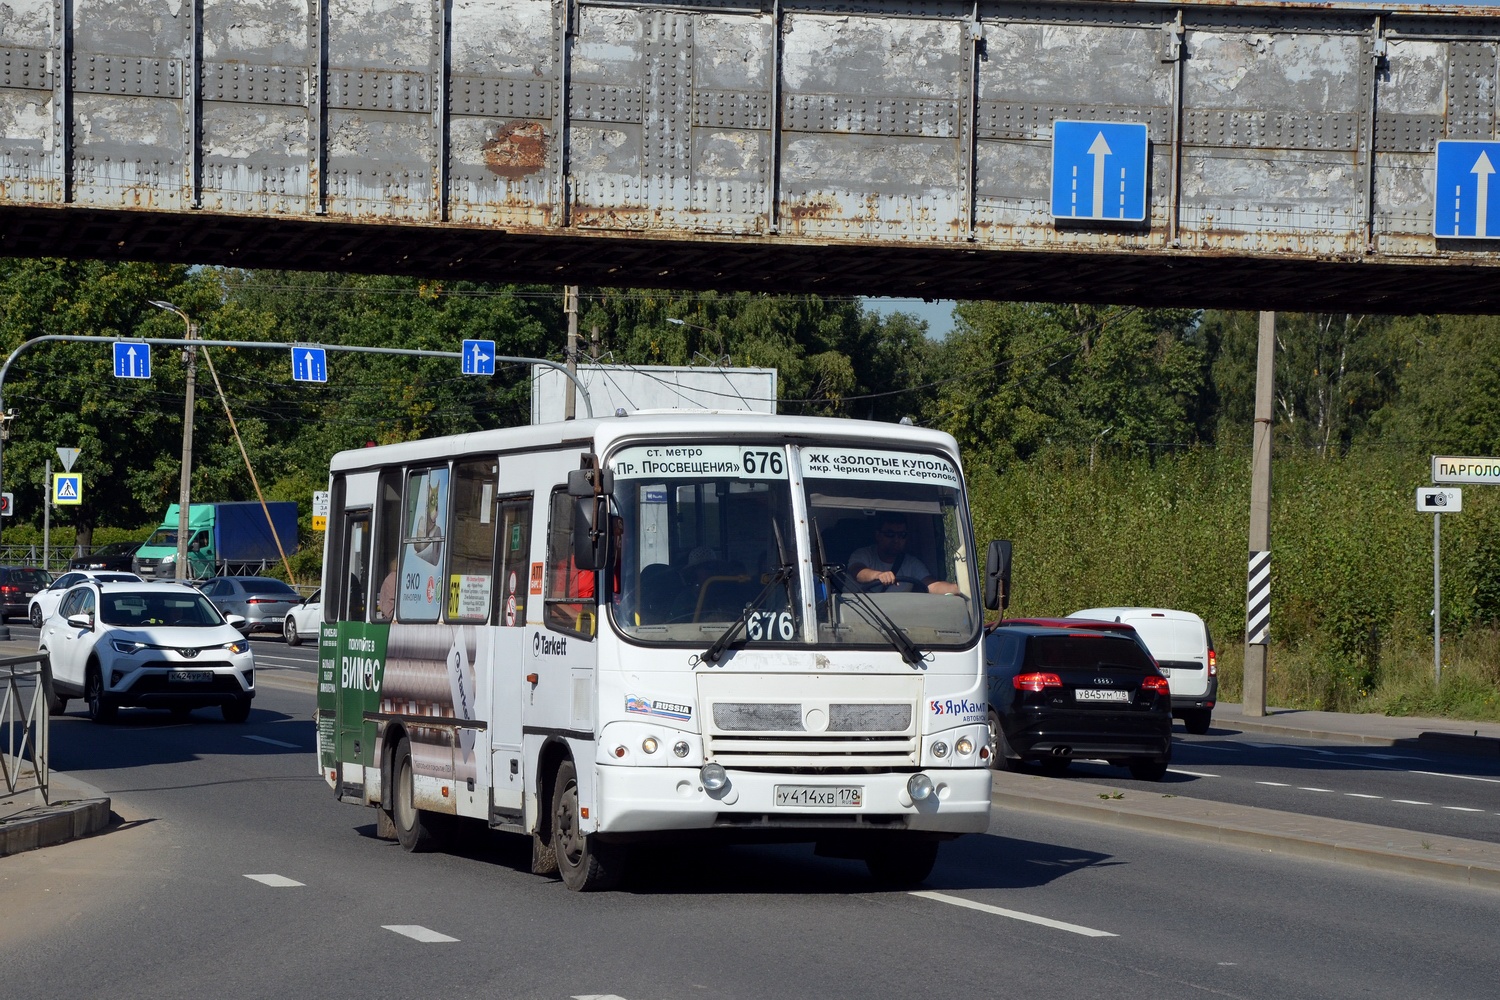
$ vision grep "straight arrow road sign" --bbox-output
[113,342,152,379]
[1434,140,1500,238]
[291,347,328,383]
[1051,120,1149,223]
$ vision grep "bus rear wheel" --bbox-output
[393,736,439,852]
[552,758,624,891]
[864,836,939,887]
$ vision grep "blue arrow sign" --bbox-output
[1051,120,1150,223]
[291,347,328,383]
[113,342,151,379]
[1435,140,1500,238]
[462,339,496,376]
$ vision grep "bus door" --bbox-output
[489,492,532,823]
[526,486,599,739]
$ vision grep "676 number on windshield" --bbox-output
[746,610,795,641]
[742,450,784,476]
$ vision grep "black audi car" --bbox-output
[69,541,141,572]
[984,622,1173,780]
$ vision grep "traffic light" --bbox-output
[0,492,12,516]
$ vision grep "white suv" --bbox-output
[40,581,255,723]
[1069,607,1217,734]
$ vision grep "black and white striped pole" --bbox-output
[1243,312,1275,717]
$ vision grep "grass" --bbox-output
[1215,630,1500,722]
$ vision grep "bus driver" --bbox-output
[848,512,959,595]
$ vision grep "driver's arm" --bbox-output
[921,575,960,595]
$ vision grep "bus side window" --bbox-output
[446,458,498,623]
[494,494,533,627]
[543,488,595,638]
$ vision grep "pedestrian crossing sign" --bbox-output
[52,473,82,505]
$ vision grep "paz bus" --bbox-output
[315,410,1010,890]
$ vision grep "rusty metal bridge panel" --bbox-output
[4,0,1500,312]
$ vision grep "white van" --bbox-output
[1067,607,1217,734]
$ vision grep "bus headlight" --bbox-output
[673,740,690,758]
[907,773,935,802]
[955,737,974,756]
[700,762,728,791]
[641,737,659,755]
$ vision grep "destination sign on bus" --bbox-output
[609,445,789,479]
[801,448,960,489]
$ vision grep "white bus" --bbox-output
[316,411,1009,890]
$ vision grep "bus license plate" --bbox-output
[775,785,862,808]
[169,670,212,683]
[1076,689,1130,703]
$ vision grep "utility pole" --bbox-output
[563,286,579,421]
[42,458,50,572]
[1244,310,1275,717]
[150,300,197,582]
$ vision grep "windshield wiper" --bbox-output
[813,519,927,668]
[700,520,794,666]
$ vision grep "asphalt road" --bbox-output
[2,681,1499,999]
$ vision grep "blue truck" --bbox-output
[132,502,299,579]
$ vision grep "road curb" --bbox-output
[0,772,114,858]
[991,772,1500,891]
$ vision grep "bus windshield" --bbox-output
[608,445,800,644]
[803,446,979,648]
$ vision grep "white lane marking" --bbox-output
[244,874,303,887]
[1256,781,1290,787]
[911,891,1116,938]
[1443,806,1486,813]
[1167,768,1219,778]
[1345,793,1383,799]
[1413,770,1500,785]
[383,925,458,943]
[1393,800,1431,806]
[243,735,299,749]
[1298,787,1334,793]
[1190,744,1242,752]
[573,995,631,1000]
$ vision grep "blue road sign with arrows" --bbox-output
[113,342,151,379]
[1051,120,1150,223]
[1434,140,1500,239]
[462,339,496,376]
[291,347,328,383]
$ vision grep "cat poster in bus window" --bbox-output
[399,468,449,620]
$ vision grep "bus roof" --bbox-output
[328,411,962,475]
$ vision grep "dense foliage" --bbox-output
[2,259,1496,713]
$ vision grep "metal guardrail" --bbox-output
[0,651,50,818]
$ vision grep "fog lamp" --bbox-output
[932,741,949,759]
[907,773,935,802]
[641,737,659,754]
[955,737,974,756]
[700,762,729,791]
[673,740,690,758]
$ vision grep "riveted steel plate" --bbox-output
[571,83,643,124]
[782,94,959,139]
[1181,110,1360,152]
[977,102,1169,143]
[327,69,429,114]
[451,77,555,120]
[73,54,181,99]
[691,91,769,131]
[204,63,306,107]
[1,47,52,90]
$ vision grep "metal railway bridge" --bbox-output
[4,0,1500,312]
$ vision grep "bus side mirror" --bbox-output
[983,539,1012,611]
[573,498,604,571]
[567,467,614,497]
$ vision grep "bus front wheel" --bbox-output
[551,758,624,891]
[864,836,939,888]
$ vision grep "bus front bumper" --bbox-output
[593,765,993,836]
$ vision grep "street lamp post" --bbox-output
[148,300,197,582]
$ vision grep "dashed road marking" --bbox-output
[911,890,1117,937]
[1443,806,1486,812]
[243,735,299,749]
[1345,793,1382,799]
[1298,787,1334,793]
[573,995,631,1000]
[1166,768,1219,778]
[383,925,458,943]
[1393,799,1431,806]
[1256,781,1290,787]
[1413,770,1500,785]
[244,874,303,887]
